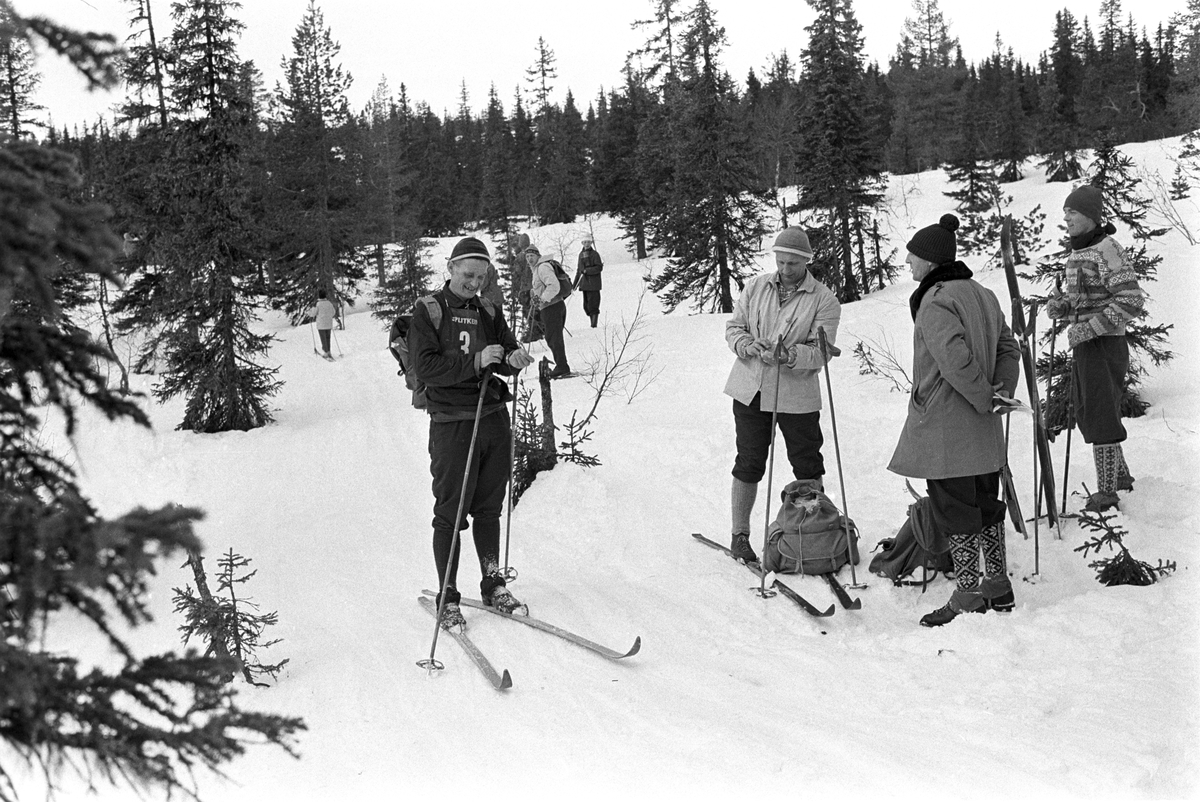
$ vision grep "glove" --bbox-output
[1046,297,1071,320]
[759,340,792,367]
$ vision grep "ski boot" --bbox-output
[485,585,528,616]
[730,532,757,564]
[980,575,1015,613]
[920,589,986,627]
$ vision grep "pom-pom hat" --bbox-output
[907,214,960,265]
[448,236,491,264]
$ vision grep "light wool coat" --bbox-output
[724,271,841,414]
[888,276,1021,480]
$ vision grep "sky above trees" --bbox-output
[22,0,1188,129]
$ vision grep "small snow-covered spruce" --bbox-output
[558,411,600,468]
[173,549,289,687]
[1169,164,1191,201]
[512,379,557,504]
[852,337,911,394]
[1072,499,1176,587]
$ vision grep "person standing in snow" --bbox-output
[478,257,506,310]
[887,214,1021,627]
[518,244,543,343]
[574,236,604,328]
[407,236,535,631]
[531,252,573,378]
[1046,185,1144,513]
[723,227,841,564]
[312,288,339,358]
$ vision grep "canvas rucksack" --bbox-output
[543,259,573,306]
[867,494,953,589]
[392,295,442,409]
[761,479,860,575]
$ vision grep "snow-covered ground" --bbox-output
[18,139,1200,801]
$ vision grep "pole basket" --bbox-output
[500,566,518,583]
[417,658,445,673]
[751,586,778,599]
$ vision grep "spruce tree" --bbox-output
[151,0,280,433]
[792,0,883,302]
[630,0,684,84]
[1040,10,1085,182]
[1,14,304,797]
[119,0,172,127]
[267,0,365,324]
[0,5,42,139]
[646,0,767,314]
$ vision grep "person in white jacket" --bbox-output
[312,288,339,358]
[530,254,573,378]
[722,227,841,563]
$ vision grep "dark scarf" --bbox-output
[1069,224,1111,252]
[909,261,974,320]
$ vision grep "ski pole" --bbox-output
[332,327,343,357]
[1062,357,1075,513]
[501,302,539,583]
[309,322,317,353]
[818,327,864,590]
[756,335,786,599]
[418,369,492,673]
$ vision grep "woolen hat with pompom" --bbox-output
[448,236,491,264]
[907,214,960,265]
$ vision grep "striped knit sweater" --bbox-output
[1062,233,1145,346]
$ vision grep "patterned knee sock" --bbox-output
[980,522,1007,576]
[949,532,982,591]
[1093,444,1119,495]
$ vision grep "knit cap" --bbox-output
[524,243,541,256]
[1064,184,1104,226]
[907,214,960,265]
[771,227,813,258]
[448,236,491,264]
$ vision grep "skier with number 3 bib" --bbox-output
[407,237,535,632]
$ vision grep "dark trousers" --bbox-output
[428,408,511,593]
[926,472,1006,535]
[731,393,824,484]
[540,301,569,371]
[1073,335,1128,445]
[582,290,601,317]
[318,328,331,352]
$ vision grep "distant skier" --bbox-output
[574,236,604,328]
[406,236,535,631]
[887,214,1021,627]
[531,252,573,378]
[312,288,339,359]
[518,244,543,342]
[1046,185,1145,513]
[723,227,841,564]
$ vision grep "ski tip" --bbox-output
[624,636,642,658]
[498,669,513,690]
[818,604,836,617]
[845,598,863,610]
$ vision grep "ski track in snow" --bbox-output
[15,138,1200,801]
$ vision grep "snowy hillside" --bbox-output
[17,138,1200,801]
